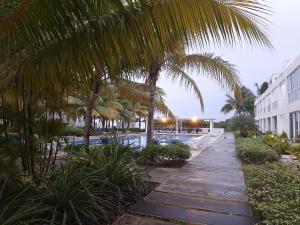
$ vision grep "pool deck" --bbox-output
[113,133,254,225]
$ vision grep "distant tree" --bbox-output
[230,115,257,137]
[255,82,269,95]
[220,86,255,116]
[217,115,257,137]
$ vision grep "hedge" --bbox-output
[236,138,279,164]
[243,163,300,224]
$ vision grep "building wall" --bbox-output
[255,55,300,138]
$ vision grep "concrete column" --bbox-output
[180,121,183,133]
[293,113,296,138]
[270,117,273,133]
[298,112,300,137]
[175,119,179,134]
[209,120,214,134]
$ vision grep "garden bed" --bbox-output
[236,137,300,224]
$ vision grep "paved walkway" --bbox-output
[114,133,254,225]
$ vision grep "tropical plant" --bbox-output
[0,177,43,225]
[1,0,272,148]
[145,51,240,145]
[230,115,257,137]
[66,81,172,143]
[255,81,269,95]
[38,164,119,225]
[221,86,256,116]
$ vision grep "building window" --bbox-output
[289,112,300,138]
[288,65,300,103]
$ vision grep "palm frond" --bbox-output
[166,65,204,112]
[178,53,240,91]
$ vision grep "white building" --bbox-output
[255,55,300,138]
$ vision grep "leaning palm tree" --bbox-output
[145,50,240,145]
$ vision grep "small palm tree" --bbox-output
[221,86,255,116]
[66,81,172,144]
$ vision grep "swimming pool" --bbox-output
[68,134,197,149]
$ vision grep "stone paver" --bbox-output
[115,133,254,225]
[144,191,252,216]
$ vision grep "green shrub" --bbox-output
[38,164,118,224]
[288,145,300,160]
[0,132,149,225]
[62,126,83,136]
[0,178,44,225]
[140,143,191,167]
[64,144,86,154]
[243,163,300,224]
[236,138,279,164]
[128,128,145,133]
[262,134,290,154]
[280,131,288,139]
[247,130,256,137]
[165,143,191,161]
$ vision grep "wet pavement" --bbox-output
[114,133,254,225]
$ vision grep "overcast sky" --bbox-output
[157,0,300,121]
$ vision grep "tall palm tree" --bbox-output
[1,0,272,146]
[145,51,240,145]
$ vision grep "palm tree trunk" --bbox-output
[146,63,160,146]
[83,78,100,146]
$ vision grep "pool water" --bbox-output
[68,134,196,149]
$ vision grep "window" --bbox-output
[288,65,300,103]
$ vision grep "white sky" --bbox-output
[157,0,300,121]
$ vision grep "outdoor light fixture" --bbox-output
[191,117,198,122]
[161,117,167,122]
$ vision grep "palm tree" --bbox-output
[0,1,272,152]
[255,82,269,95]
[221,86,255,116]
[65,81,172,141]
[145,51,240,145]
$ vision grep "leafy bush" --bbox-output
[0,178,44,225]
[62,126,83,136]
[73,135,149,203]
[140,143,191,167]
[1,133,149,225]
[243,163,300,225]
[38,164,118,225]
[280,131,288,139]
[262,134,290,154]
[128,128,145,133]
[236,138,279,164]
[288,145,300,160]
[64,144,86,155]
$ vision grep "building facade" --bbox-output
[255,55,300,138]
